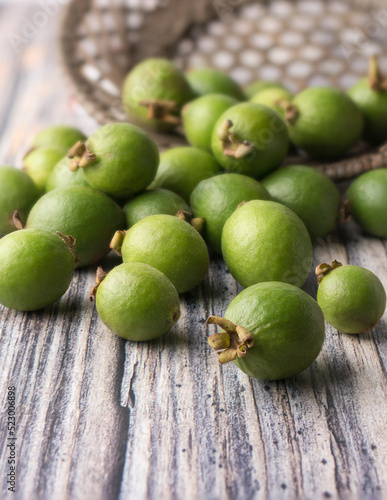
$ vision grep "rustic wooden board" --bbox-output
[0,4,386,500]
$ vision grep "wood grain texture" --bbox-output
[0,3,387,500]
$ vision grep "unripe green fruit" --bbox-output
[32,125,86,152]
[186,68,245,100]
[68,123,159,199]
[346,169,387,238]
[122,58,193,132]
[221,200,313,288]
[208,282,325,380]
[190,173,271,254]
[95,263,180,341]
[26,186,125,268]
[316,261,386,334]
[182,94,238,152]
[119,214,209,293]
[46,156,89,192]
[348,56,387,145]
[0,229,76,311]
[149,147,221,203]
[250,87,293,116]
[0,166,39,235]
[285,87,363,159]
[244,81,287,100]
[24,147,64,193]
[123,188,190,228]
[211,102,289,179]
[261,165,341,239]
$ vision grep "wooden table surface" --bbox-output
[1,3,387,500]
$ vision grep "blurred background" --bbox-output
[1,0,386,164]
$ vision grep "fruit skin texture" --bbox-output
[46,156,89,192]
[244,81,287,100]
[122,58,193,132]
[211,102,289,179]
[26,186,125,268]
[121,214,209,293]
[348,78,387,144]
[78,123,159,199]
[0,229,75,311]
[190,173,271,254]
[149,147,221,203]
[0,166,39,235]
[346,169,387,238]
[186,68,245,100]
[24,147,64,193]
[182,94,238,152]
[96,263,180,341]
[123,188,190,228]
[317,265,386,334]
[261,165,340,239]
[225,282,325,380]
[287,87,363,159]
[32,125,86,152]
[221,200,313,288]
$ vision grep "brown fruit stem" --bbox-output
[11,211,23,230]
[56,231,80,268]
[207,315,254,364]
[218,119,255,159]
[176,211,205,233]
[368,55,387,91]
[279,100,299,124]
[110,230,126,256]
[67,141,97,171]
[339,199,351,224]
[315,260,343,284]
[139,99,181,125]
[89,266,107,301]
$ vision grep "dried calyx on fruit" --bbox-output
[207,316,255,364]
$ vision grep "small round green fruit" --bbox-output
[95,263,180,341]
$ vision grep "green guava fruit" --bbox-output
[67,122,159,198]
[32,125,86,152]
[190,173,271,254]
[186,68,245,101]
[0,166,39,235]
[211,102,289,179]
[250,87,293,116]
[316,260,386,333]
[244,81,287,100]
[207,281,325,380]
[0,228,76,311]
[123,188,190,228]
[122,58,194,132]
[94,263,180,341]
[221,200,313,288]
[283,87,363,159]
[348,56,387,145]
[45,156,90,192]
[346,169,387,238]
[182,93,238,152]
[23,146,64,193]
[26,186,125,268]
[261,165,341,239]
[149,147,221,203]
[114,214,209,293]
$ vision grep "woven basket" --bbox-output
[59,0,387,180]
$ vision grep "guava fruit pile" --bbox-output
[1,54,387,382]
